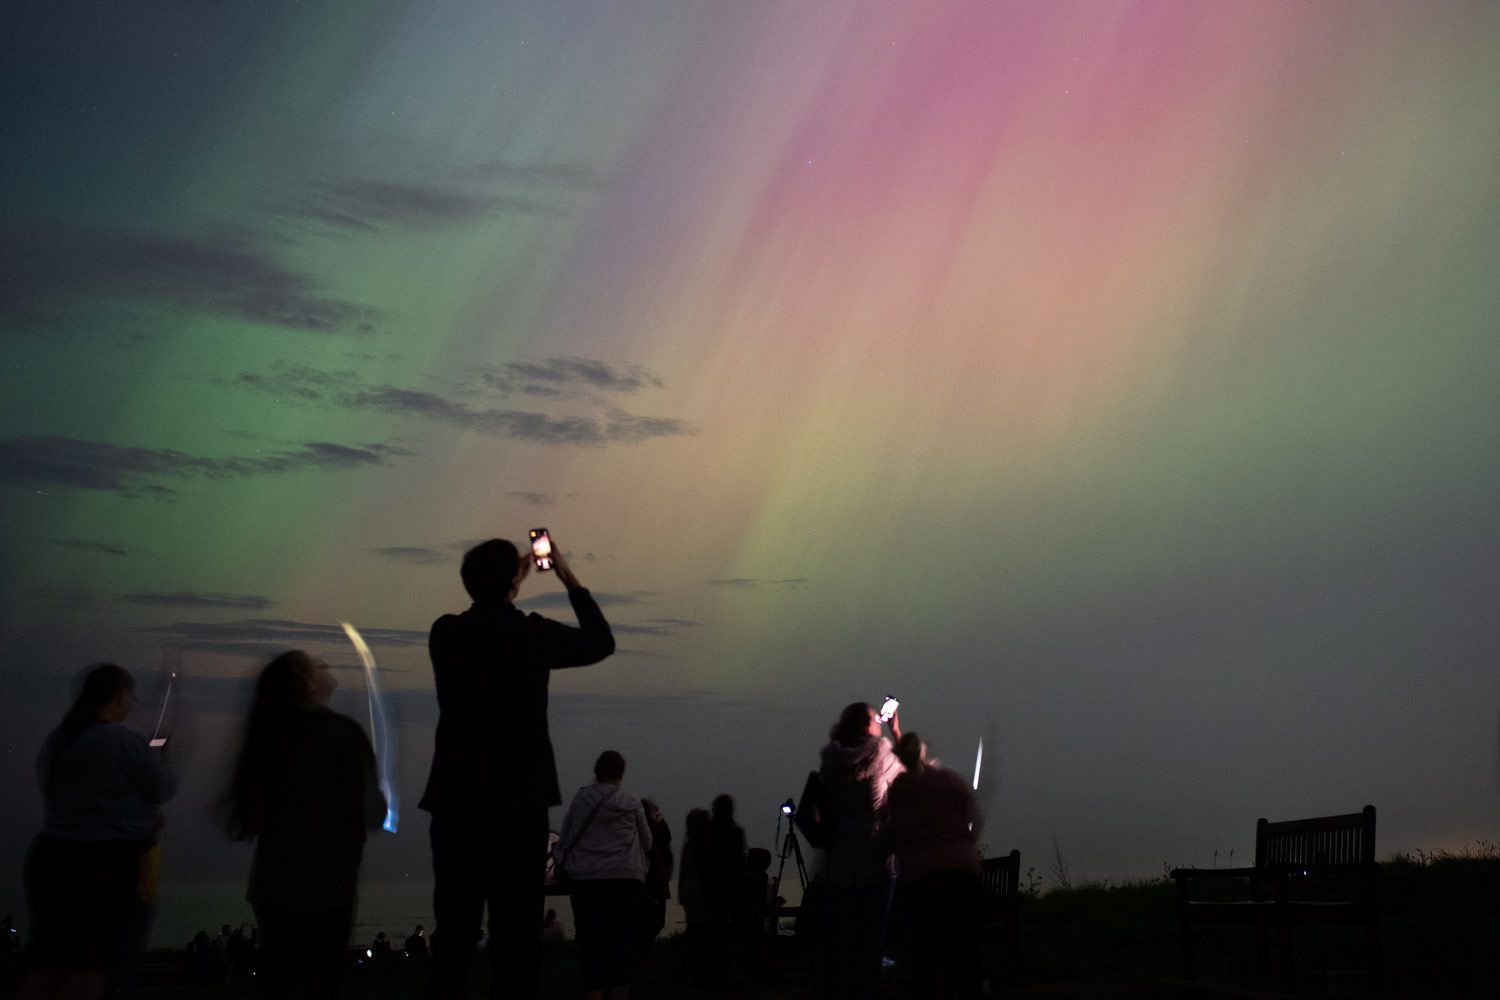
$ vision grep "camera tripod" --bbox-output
[773,806,810,896]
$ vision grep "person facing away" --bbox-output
[818,700,904,1000]
[405,925,428,958]
[676,808,712,986]
[698,793,747,987]
[222,650,386,1000]
[420,537,615,999]
[637,798,673,964]
[883,732,982,999]
[556,750,652,1000]
[22,663,177,1000]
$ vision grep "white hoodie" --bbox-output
[557,782,652,881]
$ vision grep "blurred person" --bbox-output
[420,538,614,999]
[21,664,177,1000]
[555,751,651,1000]
[637,799,673,967]
[884,732,982,999]
[222,650,386,999]
[405,926,428,958]
[677,808,711,985]
[818,701,903,1000]
[700,793,747,987]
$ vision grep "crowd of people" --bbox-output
[15,535,986,999]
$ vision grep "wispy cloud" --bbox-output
[0,435,385,497]
[223,362,690,446]
[706,577,809,591]
[48,538,131,557]
[611,618,702,636]
[142,618,428,657]
[505,491,557,506]
[1,220,378,335]
[121,591,275,611]
[370,546,449,566]
[518,590,660,610]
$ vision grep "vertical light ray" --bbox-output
[341,621,399,833]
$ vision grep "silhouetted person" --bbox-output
[556,750,652,1000]
[884,732,981,999]
[22,664,177,1000]
[638,798,673,967]
[700,793,747,987]
[677,808,711,985]
[405,926,428,958]
[372,931,391,961]
[741,848,772,979]
[420,537,614,999]
[819,701,903,1000]
[223,650,386,999]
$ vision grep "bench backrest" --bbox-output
[980,849,1021,908]
[1255,804,1376,869]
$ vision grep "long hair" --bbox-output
[46,664,133,787]
[222,650,315,840]
[829,701,873,748]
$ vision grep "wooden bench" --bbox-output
[1172,805,1381,992]
[979,849,1022,983]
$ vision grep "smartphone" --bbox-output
[149,734,170,749]
[529,528,554,571]
[878,695,899,724]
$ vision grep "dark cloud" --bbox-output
[610,618,702,636]
[0,435,385,497]
[220,364,360,401]
[370,546,448,566]
[48,538,131,557]
[705,577,809,591]
[465,161,608,191]
[518,590,659,610]
[505,490,556,506]
[1,220,378,334]
[121,592,275,611]
[483,357,664,395]
[271,177,552,233]
[142,618,428,658]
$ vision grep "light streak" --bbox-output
[972,739,983,791]
[151,671,177,741]
[341,621,399,833]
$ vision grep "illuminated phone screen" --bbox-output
[878,696,899,722]
[149,737,168,748]
[529,529,554,570]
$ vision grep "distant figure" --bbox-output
[741,848,773,979]
[223,650,386,999]
[884,732,982,999]
[21,663,177,1000]
[700,793,747,987]
[638,799,674,965]
[555,750,651,1000]
[677,807,712,985]
[372,931,391,961]
[540,909,565,944]
[404,925,428,958]
[420,537,614,999]
[819,701,903,1000]
[186,929,225,985]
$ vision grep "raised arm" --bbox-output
[535,545,615,668]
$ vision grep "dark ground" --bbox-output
[6,850,1496,998]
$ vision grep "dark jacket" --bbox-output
[247,707,385,909]
[419,587,614,814]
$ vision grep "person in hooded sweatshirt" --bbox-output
[818,701,903,1000]
[555,750,652,1000]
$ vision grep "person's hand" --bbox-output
[888,711,902,741]
[551,544,582,590]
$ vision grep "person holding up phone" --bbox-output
[420,534,615,999]
[818,701,904,1000]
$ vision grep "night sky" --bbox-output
[3,2,1498,944]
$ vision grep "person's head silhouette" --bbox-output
[461,539,527,602]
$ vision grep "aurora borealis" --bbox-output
[3,2,1498,942]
